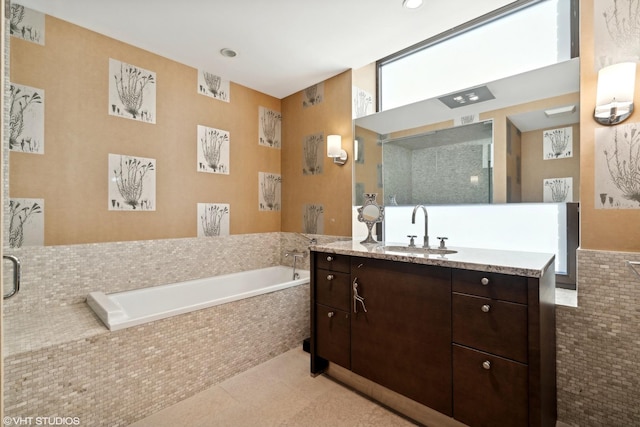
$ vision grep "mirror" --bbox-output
[354,58,580,205]
[382,121,493,206]
[357,193,384,244]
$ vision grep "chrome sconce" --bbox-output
[327,134,348,165]
[594,62,636,126]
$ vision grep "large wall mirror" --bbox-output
[353,58,580,207]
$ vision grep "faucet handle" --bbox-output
[437,237,448,249]
[407,235,417,248]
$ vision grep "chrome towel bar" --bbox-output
[627,261,640,280]
[3,254,22,300]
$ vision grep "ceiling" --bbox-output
[17,0,517,99]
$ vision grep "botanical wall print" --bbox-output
[595,123,640,209]
[10,3,44,45]
[594,0,640,69]
[108,154,156,211]
[353,86,373,119]
[303,82,324,108]
[543,177,573,202]
[197,125,230,174]
[543,126,573,159]
[258,106,282,148]
[303,132,324,175]
[9,198,44,248]
[303,204,324,234]
[197,70,230,102]
[197,203,230,237]
[259,172,281,211]
[9,83,44,154]
[109,58,156,123]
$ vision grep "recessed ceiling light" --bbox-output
[544,105,577,117]
[403,0,423,9]
[220,48,237,58]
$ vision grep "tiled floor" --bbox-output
[130,347,417,427]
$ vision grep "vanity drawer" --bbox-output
[452,269,527,304]
[453,344,528,427]
[316,270,351,311]
[315,303,350,369]
[315,252,351,273]
[452,293,528,363]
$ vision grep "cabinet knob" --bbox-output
[327,274,334,281]
[327,311,334,318]
[481,277,489,285]
[482,361,491,370]
[326,256,333,262]
[481,304,491,313]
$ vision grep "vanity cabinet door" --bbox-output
[315,303,351,369]
[453,344,528,427]
[350,257,452,415]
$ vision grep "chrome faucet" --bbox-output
[411,205,429,248]
[285,250,306,280]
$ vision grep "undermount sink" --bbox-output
[382,245,458,255]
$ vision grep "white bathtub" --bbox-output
[87,266,310,331]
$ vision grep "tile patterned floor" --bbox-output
[130,347,417,427]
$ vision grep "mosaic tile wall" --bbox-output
[2,231,345,424]
[556,248,640,426]
[4,283,310,426]
[2,232,312,315]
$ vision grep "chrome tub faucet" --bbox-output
[285,250,306,280]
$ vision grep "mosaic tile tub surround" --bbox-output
[4,284,310,426]
[3,232,328,425]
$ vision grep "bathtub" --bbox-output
[87,266,310,331]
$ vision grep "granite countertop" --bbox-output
[311,240,555,278]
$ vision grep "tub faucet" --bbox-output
[411,205,429,248]
[285,251,306,280]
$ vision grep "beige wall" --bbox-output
[281,71,353,237]
[580,1,640,252]
[10,15,282,245]
[521,123,580,202]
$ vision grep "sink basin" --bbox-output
[382,245,457,255]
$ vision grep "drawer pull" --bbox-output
[481,277,490,285]
[327,274,334,281]
[482,361,491,370]
[327,256,333,262]
[327,311,335,318]
[481,304,491,313]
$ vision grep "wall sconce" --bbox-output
[327,134,348,165]
[594,62,636,126]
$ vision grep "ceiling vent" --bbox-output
[438,86,495,109]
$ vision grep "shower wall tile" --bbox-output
[556,248,640,426]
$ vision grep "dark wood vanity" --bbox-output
[310,242,556,427]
